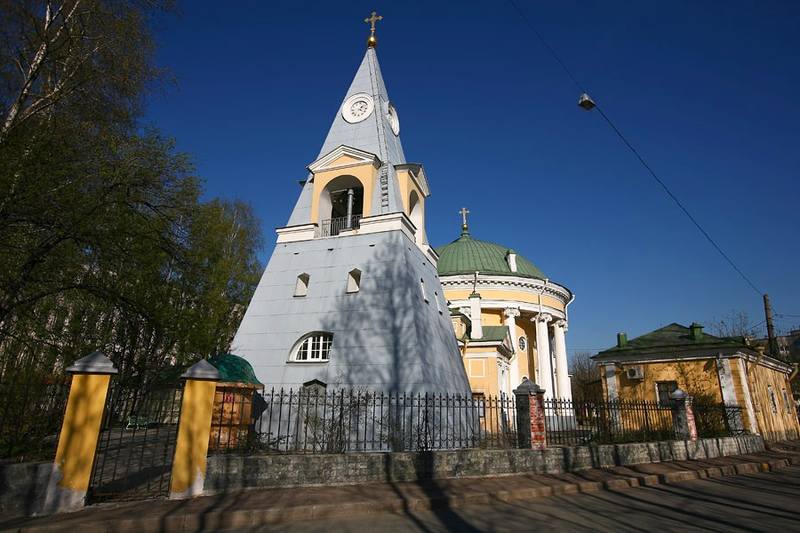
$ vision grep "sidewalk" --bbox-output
[4,447,800,532]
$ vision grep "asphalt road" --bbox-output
[248,466,800,532]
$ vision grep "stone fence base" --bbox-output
[205,434,764,493]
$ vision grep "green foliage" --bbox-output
[0,1,263,390]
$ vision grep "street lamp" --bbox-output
[578,93,596,111]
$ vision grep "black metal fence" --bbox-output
[209,388,519,454]
[88,380,183,502]
[544,398,677,446]
[693,403,746,438]
[0,373,70,462]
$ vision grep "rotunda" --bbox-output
[436,218,574,400]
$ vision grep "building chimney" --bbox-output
[690,322,703,341]
[617,332,628,348]
[506,249,518,273]
[469,292,483,340]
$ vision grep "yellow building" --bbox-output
[436,216,574,400]
[593,322,800,441]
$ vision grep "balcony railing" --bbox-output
[318,215,361,237]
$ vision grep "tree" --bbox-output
[569,351,601,403]
[0,1,263,384]
[705,310,756,338]
[0,0,168,143]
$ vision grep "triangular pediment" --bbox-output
[308,145,382,174]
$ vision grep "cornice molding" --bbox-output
[448,300,566,321]
[599,351,793,375]
[440,274,572,304]
[395,163,430,197]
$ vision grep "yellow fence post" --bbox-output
[37,351,117,515]
[169,360,220,499]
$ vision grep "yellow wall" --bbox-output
[310,162,377,223]
[518,319,538,381]
[396,169,425,216]
[54,373,111,491]
[739,359,800,441]
[460,309,539,395]
[443,289,565,312]
[464,348,498,395]
[615,360,723,403]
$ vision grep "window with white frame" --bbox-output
[294,273,310,297]
[291,332,333,362]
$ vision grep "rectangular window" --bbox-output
[769,386,778,414]
[656,381,678,406]
[782,389,791,414]
[472,393,486,418]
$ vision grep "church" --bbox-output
[437,215,574,401]
[231,14,573,399]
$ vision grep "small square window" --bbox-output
[656,381,678,406]
[294,273,310,297]
[347,269,361,293]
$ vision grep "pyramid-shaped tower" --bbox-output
[231,33,470,394]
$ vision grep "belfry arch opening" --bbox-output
[319,175,364,236]
[408,190,424,244]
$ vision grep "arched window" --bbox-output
[408,190,424,244]
[294,273,310,297]
[291,332,333,362]
[346,268,361,293]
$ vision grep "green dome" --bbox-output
[435,233,547,280]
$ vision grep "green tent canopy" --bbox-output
[208,353,262,386]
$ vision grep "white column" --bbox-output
[553,320,571,400]
[533,313,554,400]
[504,307,521,388]
[469,293,482,340]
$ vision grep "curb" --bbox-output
[12,458,795,532]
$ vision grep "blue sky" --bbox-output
[147,1,800,358]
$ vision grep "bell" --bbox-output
[578,93,596,111]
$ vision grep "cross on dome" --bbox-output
[364,11,383,48]
[459,207,470,235]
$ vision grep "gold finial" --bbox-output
[364,11,383,48]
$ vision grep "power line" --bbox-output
[591,105,763,295]
[505,0,764,297]
[506,0,585,93]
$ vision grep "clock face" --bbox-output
[342,93,374,124]
[351,100,369,117]
[387,102,400,136]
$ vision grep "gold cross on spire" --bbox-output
[459,207,470,234]
[364,11,383,48]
